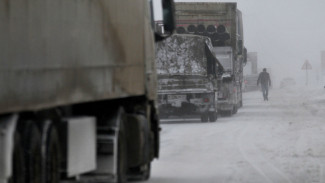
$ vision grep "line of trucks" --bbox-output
[0,1,246,183]
[156,2,247,121]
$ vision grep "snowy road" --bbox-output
[141,86,325,183]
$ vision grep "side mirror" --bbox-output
[243,47,247,65]
[155,0,175,42]
[237,40,243,55]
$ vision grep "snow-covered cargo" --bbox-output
[156,34,217,76]
[156,34,223,122]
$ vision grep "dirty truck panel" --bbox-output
[0,0,151,114]
[175,2,239,54]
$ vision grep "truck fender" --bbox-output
[0,114,18,182]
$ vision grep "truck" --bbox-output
[174,2,247,116]
[0,0,174,183]
[243,52,259,92]
[155,34,223,122]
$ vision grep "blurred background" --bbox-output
[154,0,325,87]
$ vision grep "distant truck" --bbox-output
[243,74,260,92]
[174,2,247,116]
[0,0,174,183]
[155,34,223,122]
[243,52,259,92]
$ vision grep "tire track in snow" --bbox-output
[237,124,293,183]
[295,130,324,183]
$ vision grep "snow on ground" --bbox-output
[138,86,325,183]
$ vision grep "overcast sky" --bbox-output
[156,0,325,86]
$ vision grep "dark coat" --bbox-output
[257,71,271,86]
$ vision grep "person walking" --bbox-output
[257,68,271,101]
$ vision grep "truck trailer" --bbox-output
[0,0,175,183]
[155,34,223,122]
[174,2,247,116]
[243,52,259,92]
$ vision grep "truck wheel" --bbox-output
[117,117,127,183]
[9,131,25,183]
[21,121,42,183]
[233,106,238,114]
[141,163,151,181]
[200,114,208,122]
[128,163,151,181]
[208,112,217,122]
[44,125,61,183]
[225,110,233,117]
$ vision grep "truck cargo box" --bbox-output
[0,0,155,114]
[174,2,244,55]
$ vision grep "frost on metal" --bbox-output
[155,34,219,91]
[155,34,220,118]
[155,34,214,76]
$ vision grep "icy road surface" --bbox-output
[143,86,325,183]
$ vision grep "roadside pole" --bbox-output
[306,66,308,86]
[301,60,312,86]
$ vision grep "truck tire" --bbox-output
[223,110,232,117]
[117,117,127,183]
[140,163,151,181]
[9,131,25,183]
[128,163,151,181]
[208,111,217,122]
[21,121,42,183]
[233,106,238,114]
[200,113,208,122]
[43,125,61,183]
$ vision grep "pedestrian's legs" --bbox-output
[265,85,269,100]
[261,85,267,100]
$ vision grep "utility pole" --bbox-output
[301,60,312,86]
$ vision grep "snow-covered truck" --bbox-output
[0,0,174,183]
[174,2,247,116]
[155,34,223,122]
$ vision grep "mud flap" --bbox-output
[0,115,18,182]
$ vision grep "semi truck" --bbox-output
[243,52,259,92]
[155,34,223,122]
[0,0,174,183]
[174,2,247,116]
